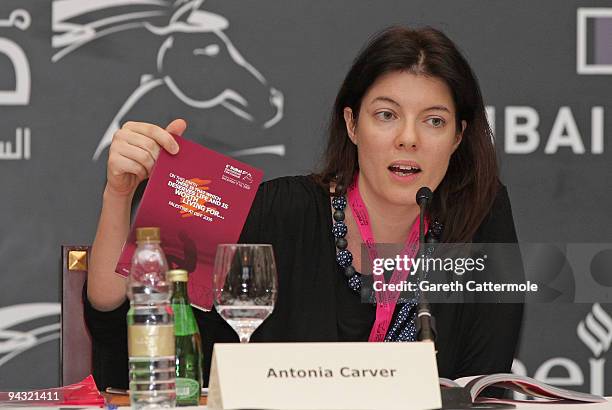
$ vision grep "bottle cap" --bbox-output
[136,227,161,243]
[167,269,189,282]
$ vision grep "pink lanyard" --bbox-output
[347,175,428,342]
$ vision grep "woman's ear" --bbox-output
[343,107,358,145]
[453,120,466,152]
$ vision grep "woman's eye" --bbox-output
[427,117,446,128]
[375,111,396,121]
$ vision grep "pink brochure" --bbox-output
[116,134,263,311]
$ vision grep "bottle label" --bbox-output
[172,304,199,336]
[175,377,200,402]
[128,324,175,357]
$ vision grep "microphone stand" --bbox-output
[416,192,437,344]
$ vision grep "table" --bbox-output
[113,399,612,410]
[16,397,612,409]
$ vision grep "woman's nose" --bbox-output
[394,122,418,150]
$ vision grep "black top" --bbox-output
[83,175,524,390]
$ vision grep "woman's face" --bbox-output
[344,71,465,208]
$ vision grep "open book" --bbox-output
[439,373,606,404]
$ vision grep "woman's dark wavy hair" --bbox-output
[314,26,499,243]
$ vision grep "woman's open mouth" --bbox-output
[387,161,422,178]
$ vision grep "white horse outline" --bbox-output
[0,303,60,368]
[52,0,285,160]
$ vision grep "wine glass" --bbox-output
[212,244,277,343]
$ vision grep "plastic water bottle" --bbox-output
[127,227,176,409]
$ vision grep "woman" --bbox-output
[84,26,523,389]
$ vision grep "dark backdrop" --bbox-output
[0,0,610,395]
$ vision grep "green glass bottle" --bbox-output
[168,269,203,406]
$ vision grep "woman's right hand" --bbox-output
[105,119,187,197]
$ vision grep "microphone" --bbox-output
[416,187,433,245]
[417,199,510,410]
[416,186,433,207]
[415,187,437,344]
[416,190,512,409]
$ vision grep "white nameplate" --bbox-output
[207,341,441,410]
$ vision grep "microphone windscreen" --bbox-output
[416,187,433,206]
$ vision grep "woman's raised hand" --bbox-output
[105,119,187,197]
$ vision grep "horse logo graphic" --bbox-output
[0,303,60,369]
[52,0,285,160]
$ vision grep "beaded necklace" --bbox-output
[331,195,363,292]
